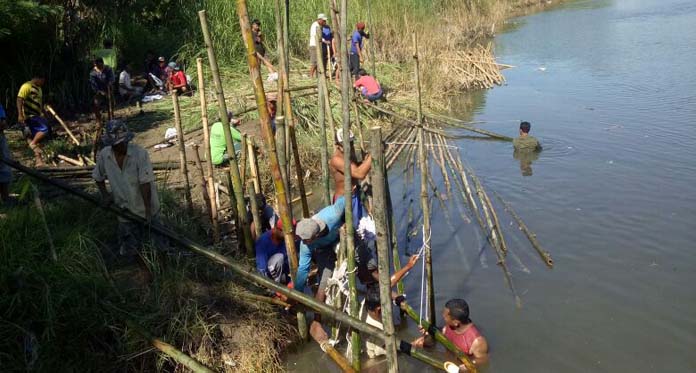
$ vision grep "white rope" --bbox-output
[417,224,431,326]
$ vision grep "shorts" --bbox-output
[117,214,169,256]
[267,253,290,285]
[313,244,337,292]
[0,134,12,184]
[362,88,383,102]
[309,46,318,67]
[93,92,108,108]
[26,116,50,139]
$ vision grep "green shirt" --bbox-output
[513,135,541,151]
[209,122,242,165]
[93,48,117,70]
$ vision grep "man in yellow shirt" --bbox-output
[17,74,49,166]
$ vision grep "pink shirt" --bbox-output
[353,76,381,95]
[443,324,481,355]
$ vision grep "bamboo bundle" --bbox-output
[436,44,506,91]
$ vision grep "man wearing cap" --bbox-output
[169,64,189,95]
[330,129,371,228]
[93,120,163,256]
[350,22,370,78]
[294,196,346,341]
[309,14,329,78]
[413,298,489,370]
[255,217,296,285]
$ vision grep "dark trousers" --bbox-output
[349,53,361,77]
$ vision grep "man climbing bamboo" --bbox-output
[329,129,371,228]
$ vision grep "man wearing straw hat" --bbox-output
[92,120,164,256]
[309,13,329,78]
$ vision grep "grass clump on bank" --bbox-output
[0,178,296,372]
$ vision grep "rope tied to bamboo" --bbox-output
[418,224,432,327]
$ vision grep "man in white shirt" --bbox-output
[92,120,164,256]
[118,64,144,113]
[309,13,328,78]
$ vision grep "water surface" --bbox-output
[289,1,696,371]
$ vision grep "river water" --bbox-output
[288,0,696,371]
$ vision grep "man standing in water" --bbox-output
[513,121,542,151]
[413,298,489,371]
[329,129,371,227]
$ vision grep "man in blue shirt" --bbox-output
[294,196,346,342]
[255,218,296,284]
[350,22,369,78]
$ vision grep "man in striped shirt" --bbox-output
[17,74,49,166]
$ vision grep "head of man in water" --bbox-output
[443,298,471,330]
[519,121,531,135]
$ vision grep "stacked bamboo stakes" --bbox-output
[436,44,508,90]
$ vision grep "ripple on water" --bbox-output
[536,135,578,158]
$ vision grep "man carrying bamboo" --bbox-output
[329,129,371,228]
[92,120,165,256]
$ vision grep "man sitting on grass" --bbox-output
[209,111,243,166]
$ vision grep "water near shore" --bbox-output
[288,0,696,371]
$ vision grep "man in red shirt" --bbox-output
[169,65,189,95]
[413,298,489,371]
[353,69,383,102]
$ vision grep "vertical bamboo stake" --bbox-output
[384,168,404,295]
[191,144,212,217]
[369,127,399,372]
[172,93,193,212]
[32,185,57,262]
[413,32,436,326]
[315,29,332,206]
[289,123,310,217]
[233,0,307,340]
[239,134,248,186]
[367,0,376,78]
[199,10,254,257]
[196,58,220,241]
[247,141,261,194]
[274,0,286,119]
[340,0,361,369]
[275,116,291,212]
[107,85,114,120]
[283,0,290,74]
[247,180,263,239]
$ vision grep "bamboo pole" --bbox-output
[125,320,215,373]
[199,10,254,257]
[32,184,57,262]
[106,85,114,120]
[248,180,263,239]
[191,144,212,218]
[397,299,478,372]
[247,141,261,194]
[237,292,291,308]
[495,193,554,268]
[275,116,291,211]
[195,58,219,241]
[232,0,307,339]
[339,0,360,369]
[385,173,404,295]
[367,0,376,78]
[274,0,287,120]
[413,32,436,326]
[315,28,332,206]
[369,127,399,372]
[239,134,248,186]
[45,105,80,146]
[2,157,456,371]
[321,342,358,373]
[172,93,194,212]
[57,154,83,166]
[289,122,310,217]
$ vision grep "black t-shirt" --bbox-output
[252,30,265,57]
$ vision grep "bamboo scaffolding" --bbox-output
[231,1,306,339]
[199,10,254,257]
[413,32,437,326]
[172,93,193,212]
[339,0,360,368]
[369,126,399,372]
[125,320,214,373]
[45,105,80,146]
[2,157,455,372]
[495,193,554,268]
[196,58,220,241]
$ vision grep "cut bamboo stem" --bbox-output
[231,2,306,338]
[199,9,254,257]
[191,144,212,220]
[57,154,83,166]
[248,180,263,239]
[495,193,554,268]
[247,140,261,194]
[321,342,358,373]
[32,184,57,262]
[45,105,80,146]
[369,126,399,372]
[172,93,193,212]
[125,320,215,373]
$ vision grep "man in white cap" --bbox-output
[330,128,371,228]
[309,13,329,78]
[93,120,162,256]
[294,195,346,341]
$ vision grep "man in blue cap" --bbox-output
[92,120,163,256]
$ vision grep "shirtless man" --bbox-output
[329,129,371,227]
